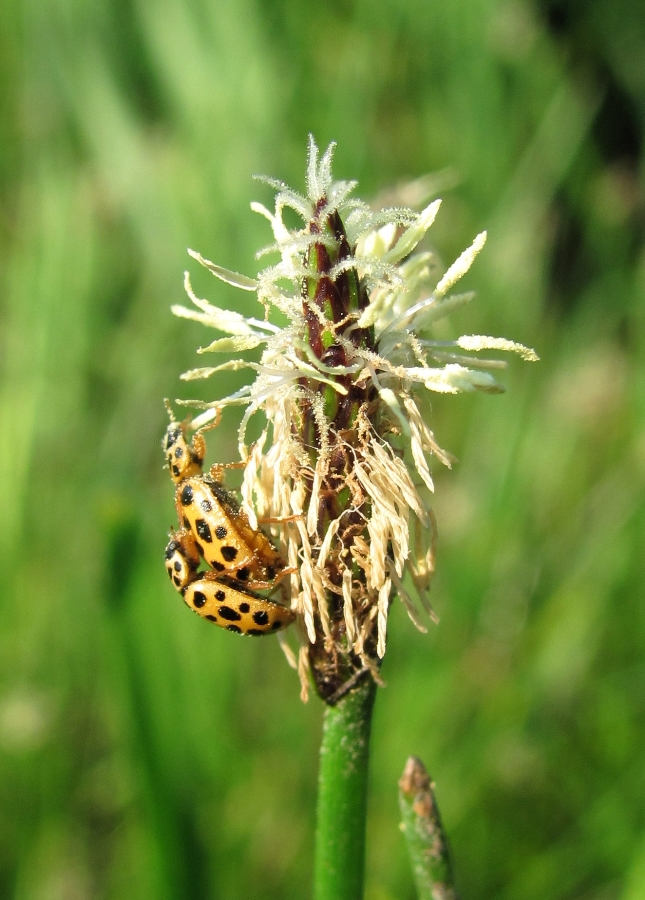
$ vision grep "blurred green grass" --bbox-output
[1,0,644,897]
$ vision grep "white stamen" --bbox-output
[342,567,357,643]
[188,249,259,291]
[377,578,392,659]
[434,231,487,297]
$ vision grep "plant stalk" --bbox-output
[398,756,459,900]
[314,677,377,900]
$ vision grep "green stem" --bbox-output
[398,756,459,900]
[314,677,377,900]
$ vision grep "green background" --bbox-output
[2,0,644,897]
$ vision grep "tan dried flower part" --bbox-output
[172,137,537,702]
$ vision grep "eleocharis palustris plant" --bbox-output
[170,137,537,900]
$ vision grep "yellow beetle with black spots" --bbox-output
[162,406,295,636]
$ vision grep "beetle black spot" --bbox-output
[166,567,174,579]
[172,465,180,477]
[173,575,181,587]
[195,519,212,543]
[215,525,227,539]
[209,481,236,506]
[192,591,207,608]
[212,561,225,572]
[201,499,213,513]
[236,567,250,581]
[218,606,242,621]
[165,427,180,449]
[174,446,184,458]
[181,484,194,506]
[174,560,182,572]
[183,517,190,530]
[272,620,282,629]
[253,610,269,626]
[247,628,264,636]
[215,590,226,601]
[221,546,238,562]
[239,602,250,613]
[226,625,242,633]
[206,615,217,622]
[165,541,179,559]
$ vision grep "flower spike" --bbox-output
[172,138,537,701]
